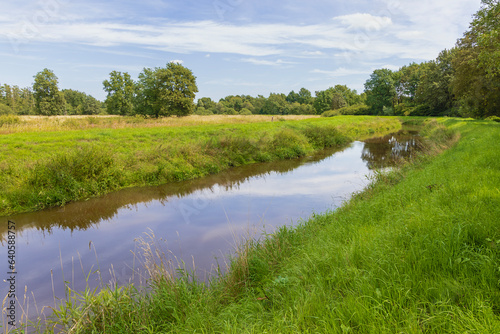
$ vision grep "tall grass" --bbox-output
[0,116,400,216]
[0,115,320,134]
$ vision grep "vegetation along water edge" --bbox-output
[0,115,400,216]
[3,117,498,333]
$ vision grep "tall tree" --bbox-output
[135,62,198,117]
[63,89,102,115]
[261,93,287,115]
[297,88,313,105]
[395,62,423,104]
[102,71,135,115]
[415,50,455,114]
[33,68,66,115]
[452,0,500,117]
[364,69,397,114]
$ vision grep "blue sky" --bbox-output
[1,0,481,101]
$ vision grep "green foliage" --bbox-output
[102,71,135,115]
[63,89,102,115]
[18,146,123,210]
[260,93,287,115]
[0,84,36,115]
[239,108,252,115]
[286,88,313,105]
[33,68,66,115]
[452,0,500,118]
[0,114,21,126]
[486,116,500,122]
[314,85,360,114]
[135,63,198,118]
[321,109,341,117]
[300,124,349,149]
[337,104,371,115]
[0,103,13,115]
[364,68,397,114]
[415,50,455,113]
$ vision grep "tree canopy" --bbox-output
[135,63,198,118]
[33,68,66,116]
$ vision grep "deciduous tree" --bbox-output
[135,62,198,117]
[103,71,135,115]
[33,68,66,115]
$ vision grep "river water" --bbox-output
[1,129,420,322]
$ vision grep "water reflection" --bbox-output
[362,130,421,168]
[0,129,421,317]
[0,147,345,242]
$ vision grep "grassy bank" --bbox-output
[16,117,499,333]
[0,116,400,216]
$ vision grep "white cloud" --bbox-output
[0,6,469,62]
[302,51,325,56]
[333,13,392,31]
[169,59,184,64]
[312,67,369,77]
[241,58,296,66]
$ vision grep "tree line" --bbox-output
[1,0,497,118]
[363,0,499,118]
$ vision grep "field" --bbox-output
[0,115,400,216]
[0,115,319,134]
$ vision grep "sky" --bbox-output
[0,0,482,102]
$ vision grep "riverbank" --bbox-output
[23,117,499,333]
[0,116,400,216]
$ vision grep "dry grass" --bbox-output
[0,115,320,134]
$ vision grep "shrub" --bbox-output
[0,114,20,126]
[301,125,348,149]
[485,116,500,122]
[338,104,370,115]
[25,146,122,208]
[0,104,13,115]
[270,129,310,159]
[321,109,341,117]
[239,108,253,115]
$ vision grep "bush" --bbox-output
[239,108,252,115]
[0,114,20,126]
[394,103,416,116]
[0,103,13,115]
[321,109,341,117]
[301,125,348,149]
[25,146,122,208]
[337,104,370,115]
[485,116,500,122]
[270,129,310,159]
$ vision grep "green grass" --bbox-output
[8,117,499,333]
[0,116,400,216]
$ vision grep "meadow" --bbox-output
[6,117,496,333]
[0,115,400,216]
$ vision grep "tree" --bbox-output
[395,63,423,104]
[135,62,198,117]
[364,69,397,114]
[102,71,135,115]
[297,88,313,105]
[331,93,347,110]
[33,68,66,115]
[261,93,287,114]
[415,50,455,114]
[313,89,334,114]
[63,89,102,115]
[452,0,500,117]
